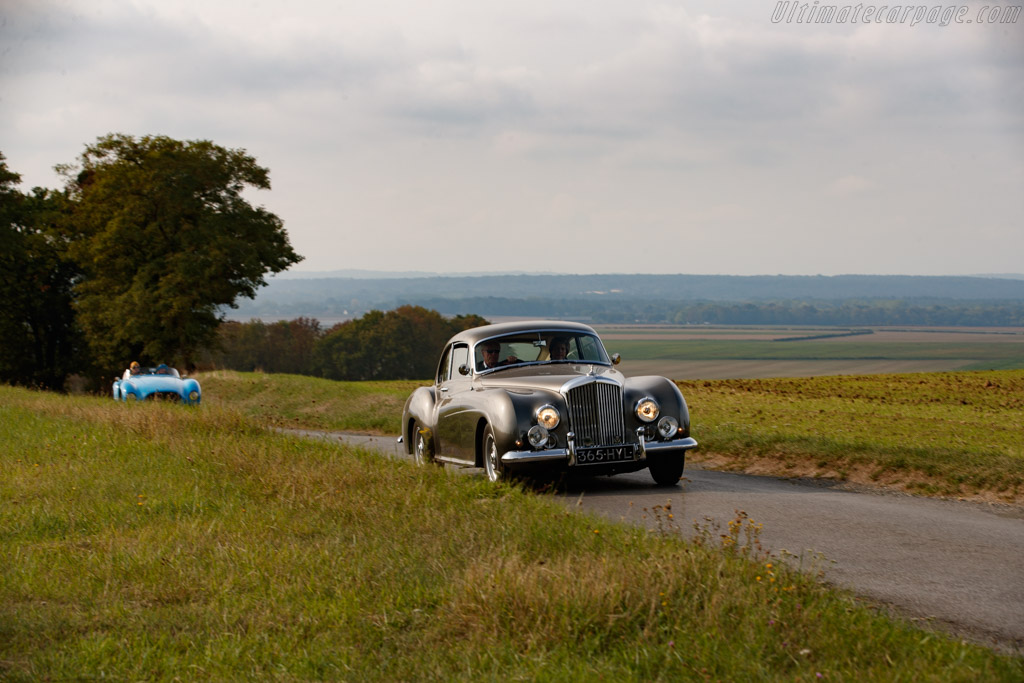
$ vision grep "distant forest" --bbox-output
[229,273,1024,327]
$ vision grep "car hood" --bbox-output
[124,376,186,392]
[475,364,624,394]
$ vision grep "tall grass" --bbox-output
[2,386,1021,679]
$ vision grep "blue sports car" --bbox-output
[112,365,201,405]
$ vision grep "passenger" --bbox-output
[156,364,171,375]
[122,361,141,380]
[549,337,570,361]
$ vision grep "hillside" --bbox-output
[229,273,1024,325]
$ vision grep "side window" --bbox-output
[436,345,452,383]
[451,344,469,378]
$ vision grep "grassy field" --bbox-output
[197,369,419,432]
[608,339,1024,369]
[595,325,1024,377]
[679,371,1024,504]
[3,385,1023,680]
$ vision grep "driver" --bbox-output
[477,342,519,370]
[122,361,141,380]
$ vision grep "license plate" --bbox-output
[575,445,634,465]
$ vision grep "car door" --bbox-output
[434,343,476,464]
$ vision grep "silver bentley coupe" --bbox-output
[399,321,697,484]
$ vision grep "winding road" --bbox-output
[296,430,1024,653]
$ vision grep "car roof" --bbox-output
[448,320,598,346]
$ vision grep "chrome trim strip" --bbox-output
[501,448,571,464]
[642,437,698,454]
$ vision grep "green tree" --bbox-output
[315,306,487,380]
[0,153,83,389]
[61,134,301,370]
[204,317,323,374]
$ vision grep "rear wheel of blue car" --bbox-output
[648,454,684,486]
[482,425,504,483]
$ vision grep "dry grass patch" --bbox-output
[681,370,1024,505]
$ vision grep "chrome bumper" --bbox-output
[501,433,698,465]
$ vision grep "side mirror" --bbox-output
[611,353,621,365]
[458,364,471,376]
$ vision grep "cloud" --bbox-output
[828,175,873,197]
[0,0,1021,276]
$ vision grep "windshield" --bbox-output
[474,331,609,372]
[138,366,180,378]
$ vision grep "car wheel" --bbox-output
[648,454,684,486]
[482,425,504,483]
[413,422,434,466]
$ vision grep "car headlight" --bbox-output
[635,397,660,423]
[189,390,200,402]
[535,404,560,430]
[527,425,549,448]
[657,416,679,439]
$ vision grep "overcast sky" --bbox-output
[2,0,1021,276]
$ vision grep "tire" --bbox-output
[412,421,433,466]
[648,454,684,486]
[482,425,504,483]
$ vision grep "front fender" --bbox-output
[182,379,202,405]
[402,386,437,453]
[121,386,139,401]
[468,388,521,467]
[470,388,562,466]
[624,376,691,434]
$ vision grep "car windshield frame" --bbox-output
[137,366,181,378]
[473,329,611,374]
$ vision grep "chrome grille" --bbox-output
[565,381,625,447]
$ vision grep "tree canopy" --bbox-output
[207,317,323,374]
[0,153,82,389]
[315,307,488,380]
[61,134,301,370]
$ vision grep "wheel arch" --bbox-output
[474,418,490,468]
[472,390,532,467]
[402,386,437,455]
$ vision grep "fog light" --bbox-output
[657,416,679,439]
[189,391,200,402]
[527,425,549,448]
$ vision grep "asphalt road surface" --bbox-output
[295,430,1024,653]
